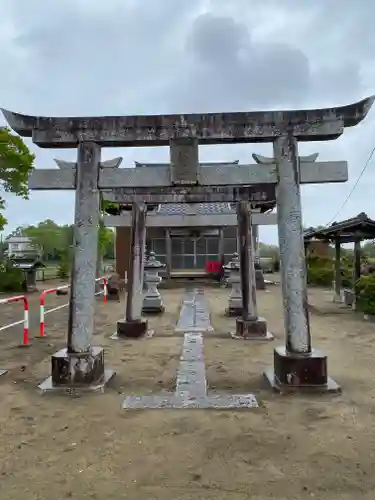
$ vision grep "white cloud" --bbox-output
[1,0,375,244]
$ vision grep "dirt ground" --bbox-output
[0,282,375,499]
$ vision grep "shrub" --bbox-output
[307,255,332,268]
[306,255,334,286]
[307,266,333,286]
[356,275,375,315]
[306,255,355,288]
[57,259,70,280]
[0,261,25,292]
[341,267,353,289]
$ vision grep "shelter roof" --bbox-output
[304,212,375,243]
[10,258,45,270]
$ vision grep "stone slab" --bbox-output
[110,330,154,340]
[175,333,207,397]
[263,368,341,394]
[122,289,259,410]
[38,369,115,394]
[0,369,8,377]
[175,294,213,332]
[122,393,259,409]
[230,330,274,341]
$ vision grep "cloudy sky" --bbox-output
[1,0,375,244]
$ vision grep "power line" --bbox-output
[326,145,375,226]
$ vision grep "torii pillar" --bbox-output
[38,150,122,391]
[113,202,150,339]
[233,201,273,340]
[254,149,340,393]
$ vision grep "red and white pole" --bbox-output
[23,297,29,346]
[103,278,108,304]
[0,295,30,346]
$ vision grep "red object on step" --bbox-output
[206,260,221,274]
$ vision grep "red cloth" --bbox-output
[206,260,221,274]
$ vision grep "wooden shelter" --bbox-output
[304,213,375,307]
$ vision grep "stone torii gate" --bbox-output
[2,95,373,394]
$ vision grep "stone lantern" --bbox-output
[223,252,242,316]
[142,251,165,314]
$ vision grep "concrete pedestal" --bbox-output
[264,346,341,393]
[255,269,266,290]
[142,276,165,314]
[107,290,120,301]
[231,317,273,340]
[142,302,165,314]
[223,253,242,317]
[142,252,165,314]
[225,306,243,317]
[115,318,150,339]
[38,346,115,393]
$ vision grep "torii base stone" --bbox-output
[111,318,151,339]
[231,316,274,340]
[38,347,115,394]
[263,346,341,394]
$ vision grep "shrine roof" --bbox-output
[2,95,374,148]
[304,212,375,243]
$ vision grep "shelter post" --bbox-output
[165,228,172,278]
[353,239,361,310]
[333,239,342,303]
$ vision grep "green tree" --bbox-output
[98,219,114,259]
[9,217,114,269]
[22,219,65,261]
[259,243,279,259]
[362,241,375,259]
[0,128,35,229]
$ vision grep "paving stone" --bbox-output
[123,394,259,409]
[122,289,259,410]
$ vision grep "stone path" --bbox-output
[175,289,213,333]
[122,289,258,409]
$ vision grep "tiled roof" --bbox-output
[304,212,375,243]
[157,203,234,215]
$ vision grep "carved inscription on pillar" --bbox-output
[169,138,199,185]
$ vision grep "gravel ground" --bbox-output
[0,283,374,500]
